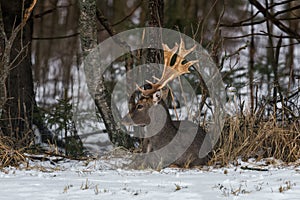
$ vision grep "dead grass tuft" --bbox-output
[0,136,26,168]
[210,114,300,166]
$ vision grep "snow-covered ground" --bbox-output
[1,155,300,200]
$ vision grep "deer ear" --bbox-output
[160,87,169,101]
[152,87,169,105]
[152,91,162,105]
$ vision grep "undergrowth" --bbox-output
[0,136,26,168]
[1,112,299,169]
[210,114,300,166]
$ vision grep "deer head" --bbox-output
[121,39,198,127]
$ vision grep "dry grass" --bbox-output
[210,114,300,166]
[0,136,26,168]
[1,113,299,169]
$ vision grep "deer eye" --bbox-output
[137,104,144,110]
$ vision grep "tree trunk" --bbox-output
[249,4,255,115]
[146,0,164,77]
[147,0,164,62]
[78,0,134,149]
[0,0,35,146]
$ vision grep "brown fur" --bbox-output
[122,94,211,168]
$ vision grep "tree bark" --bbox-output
[249,4,255,115]
[78,0,134,149]
[146,0,164,63]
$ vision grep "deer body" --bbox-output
[122,39,211,168]
[122,92,211,167]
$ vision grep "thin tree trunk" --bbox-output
[286,0,296,93]
[249,4,255,115]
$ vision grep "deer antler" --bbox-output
[139,38,198,97]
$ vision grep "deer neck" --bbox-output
[144,101,177,135]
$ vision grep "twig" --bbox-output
[220,10,262,27]
[241,166,268,171]
[224,32,295,40]
[99,1,142,30]
[32,33,79,40]
[34,5,73,18]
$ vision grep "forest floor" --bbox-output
[1,152,300,200]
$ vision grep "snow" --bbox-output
[1,156,300,200]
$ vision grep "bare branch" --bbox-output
[220,10,263,27]
[249,0,300,42]
[34,5,73,18]
[267,0,299,9]
[224,31,297,40]
[274,5,300,17]
[32,33,79,40]
[1,0,37,66]
[96,8,116,36]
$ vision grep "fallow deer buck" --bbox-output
[122,39,211,168]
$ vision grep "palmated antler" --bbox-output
[138,38,198,97]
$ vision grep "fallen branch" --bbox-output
[241,166,268,171]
